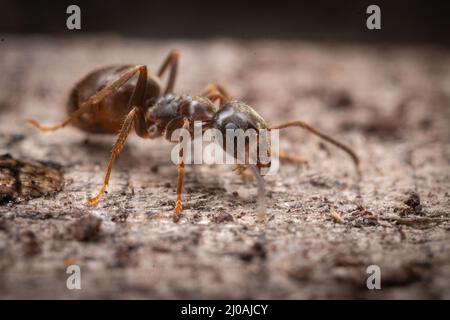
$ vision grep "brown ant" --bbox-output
[28,50,359,218]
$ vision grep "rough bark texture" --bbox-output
[0,36,449,299]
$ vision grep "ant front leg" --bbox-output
[28,65,148,133]
[201,83,231,106]
[173,119,191,219]
[157,49,180,95]
[87,67,151,206]
[233,164,254,182]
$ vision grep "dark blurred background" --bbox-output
[0,0,449,45]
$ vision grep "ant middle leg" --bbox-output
[174,119,191,216]
[87,106,140,206]
[28,65,148,133]
[157,49,180,95]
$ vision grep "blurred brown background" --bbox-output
[1,0,449,45]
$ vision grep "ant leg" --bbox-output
[202,83,231,100]
[28,65,148,133]
[86,107,140,206]
[157,49,180,95]
[87,67,151,206]
[248,165,266,221]
[128,65,152,138]
[201,83,231,106]
[233,164,254,182]
[174,119,190,216]
[270,121,360,169]
[175,161,185,215]
[278,151,308,165]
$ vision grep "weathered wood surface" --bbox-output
[0,37,449,298]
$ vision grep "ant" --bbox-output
[28,50,359,218]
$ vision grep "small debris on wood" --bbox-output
[127,180,135,196]
[67,214,102,242]
[111,212,129,223]
[326,89,354,109]
[212,211,234,223]
[394,191,423,216]
[0,154,64,205]
[329,207,344,223]
[351,205,378,227]
[404,191,421,208]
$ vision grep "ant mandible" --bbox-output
[28,50,359,218]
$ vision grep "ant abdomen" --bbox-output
[67,65,161,134]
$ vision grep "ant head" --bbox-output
[212,101,268,134]
[212,101,271,167]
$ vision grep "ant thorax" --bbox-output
[151,94,216,124]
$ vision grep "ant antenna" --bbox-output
[270,120,360,169]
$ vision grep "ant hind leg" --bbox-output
[28,65,148,133]
[86,107,140,206]
[87,66,150,206]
